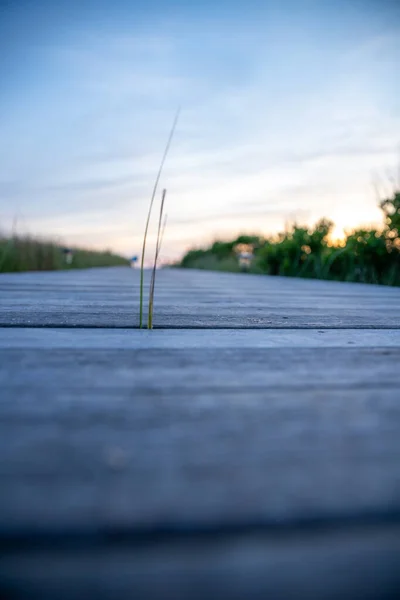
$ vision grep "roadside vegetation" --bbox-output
[180,190,400,286]
[0,234,129,273]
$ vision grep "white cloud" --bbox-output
[0,16,399,260]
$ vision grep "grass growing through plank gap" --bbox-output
[159,213,168,254]
[147,189,167,329]
[139,108,180,328]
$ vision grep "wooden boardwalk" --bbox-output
[1,267,400,599]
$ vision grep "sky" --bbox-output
[0,0,399,262]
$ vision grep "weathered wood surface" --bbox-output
[1,267,400,599]
[1,345,400,530]
[1,266,399,328]
[2,327,400,348]
[2,527,400,600]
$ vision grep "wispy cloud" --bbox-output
[0,0,399,258]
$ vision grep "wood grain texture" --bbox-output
[2,526,400,600]
[1,347,399,532]
[1,267,400,599]
[1,267,399,328]
[1,327,400,348]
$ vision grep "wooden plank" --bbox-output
[1,267,399,328]
[1,525,400,599]
[1,347,399,532]
[1,327,400,349]
[1,268,400,598]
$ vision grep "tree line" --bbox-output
[180,190,400,286]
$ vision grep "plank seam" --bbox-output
[2,509,400,552]
[1,325,400,330]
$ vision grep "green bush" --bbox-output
[179,191,400,286]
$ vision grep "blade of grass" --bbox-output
[148,189,166,328]
[139,107,180,328]
[159,213,168,252]
[148,189,167,329]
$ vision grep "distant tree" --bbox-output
[179,188,400,286]
[381,191,400,251]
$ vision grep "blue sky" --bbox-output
[0,0,399,261]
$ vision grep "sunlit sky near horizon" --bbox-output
[1,0,399,261]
